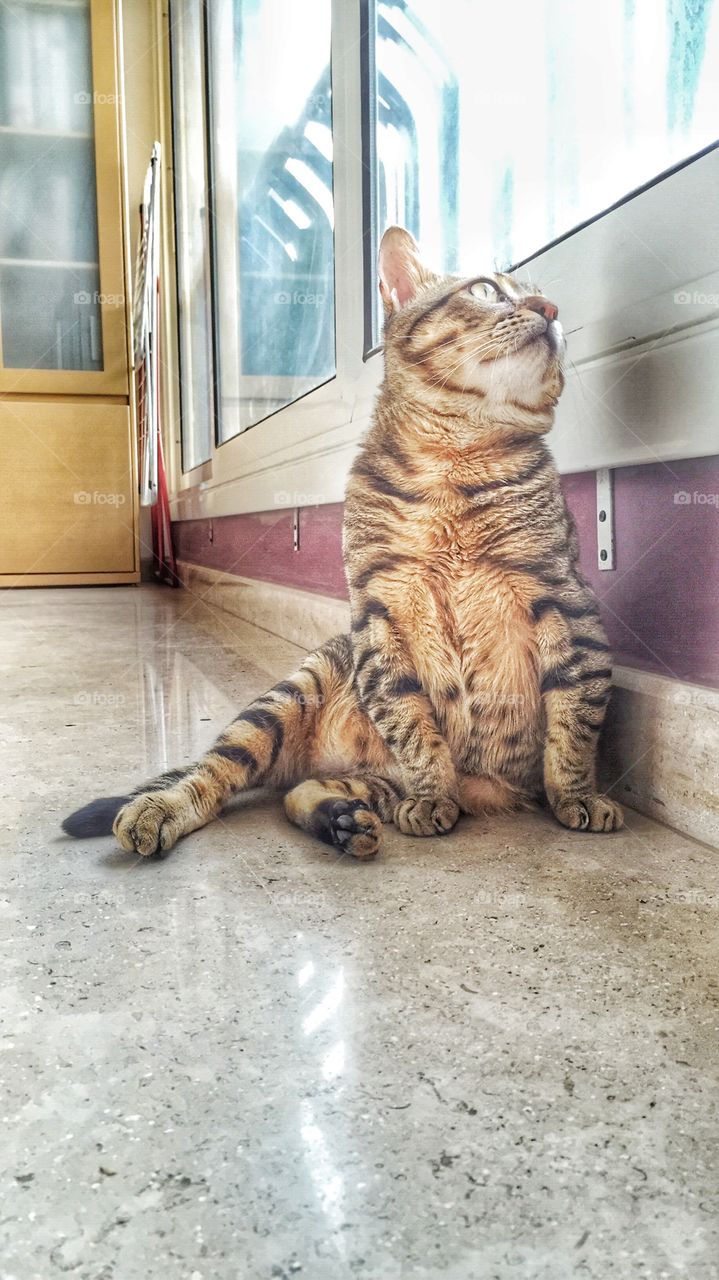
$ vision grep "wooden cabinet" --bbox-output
[0,400,136,582]
[0,0,139,584]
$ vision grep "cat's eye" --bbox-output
[468,278,508,304]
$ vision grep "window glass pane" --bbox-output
[207,0,335,441]
[369,0,719,343]
[169,0,214,471]
[0,0,102,371]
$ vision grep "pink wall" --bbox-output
[174,503,347,599]
[562,457,719,686]
[173,455,719,687]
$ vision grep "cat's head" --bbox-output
[378,226,565,421]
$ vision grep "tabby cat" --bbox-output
[63,226,622,859]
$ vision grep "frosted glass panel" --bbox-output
[369,0,719,343]
[206,0,335,441]
[0,0,103,371]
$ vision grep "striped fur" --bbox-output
[63,226,621,858]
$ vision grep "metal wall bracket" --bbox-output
[596,467,615,570]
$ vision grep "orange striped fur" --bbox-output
[63,226,622,859]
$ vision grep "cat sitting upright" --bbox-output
[63,226,622,859]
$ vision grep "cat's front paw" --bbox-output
[393,795,460,837]
[113,791,189,856]
[551,793,624,833]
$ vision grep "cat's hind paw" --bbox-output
[322,798,382,860]
[113,792,191,857]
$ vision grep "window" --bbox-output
[205,0,336,442]
[169,0,214,471]
[365,0,719,349]
[166,0,718,519]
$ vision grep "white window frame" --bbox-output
[166,1,719,521]
[537,142,719,473]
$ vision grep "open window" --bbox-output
[362,0,719,471]
[166,0,718,519]
[170,0,336,470]
[208,0,336,444]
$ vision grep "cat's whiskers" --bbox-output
[440,332,511,386]
[408,328,485,362]
[425,345,492,389]
[562,352,590,408]
[441,344,505,388]
[427,339,500,391]
[536,272,563,293]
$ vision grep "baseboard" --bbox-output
[177,559,719,849]
[176,559,350,652]
[603,665,719,848]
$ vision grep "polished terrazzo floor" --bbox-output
[1,585,718,1280]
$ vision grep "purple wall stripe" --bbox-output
[173,503,348,599]
[173,456,719,688]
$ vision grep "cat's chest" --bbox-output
[406,559,537,673]
[404,562,542,766]
[402,498,541,618]
[405,489,543,566]
[413,503,487,564]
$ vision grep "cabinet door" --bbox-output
[0,400,137,578]
[0,0,128,395]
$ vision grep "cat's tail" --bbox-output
[61,768,194,838]
[61,796,131,837]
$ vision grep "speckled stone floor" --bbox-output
[1,585,718,1280]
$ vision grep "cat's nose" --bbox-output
[525,296,559,321]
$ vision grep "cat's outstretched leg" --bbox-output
[62,637,354,856]
[283,774,402,860]
[110,669,314,855]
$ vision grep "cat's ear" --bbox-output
[378,226,434,313]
